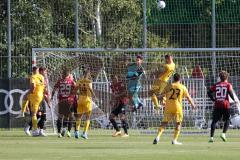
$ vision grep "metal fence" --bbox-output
[0,0,240,78]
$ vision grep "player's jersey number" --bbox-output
[59,83,72,97]
[216,86,227,99]
[169,88,181,100]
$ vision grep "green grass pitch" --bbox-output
[0,130,240,160]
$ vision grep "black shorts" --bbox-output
[111,103,126,116]
[39,100,47,113]
[58,100,73,117]
[71,104,77,113]
[212,107,230,122]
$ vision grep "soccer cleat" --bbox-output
[220,134,227,142]
[74,131,79,139]
[81,132,88,139]
[61,128,66,137]
[39,129,47,137]
[58,133,63,138]
[66,131,71,137]
[153,138,159,145]
[121,133,129,138]
[208,137,214,143]
[32,130,39,137]
[172,140,182,145]
[112,131,121,137]
[24,125,31,136]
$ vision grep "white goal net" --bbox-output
[32,48,240,136]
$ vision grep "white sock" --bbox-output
[26,125,30,130]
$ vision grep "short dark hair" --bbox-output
[62,69,70,77]
[173,73,181,82]
[219,70,229,82]
[32,66,38,72]
[39,66,46,72]
[165,54,172,59]
[136,55,143,60]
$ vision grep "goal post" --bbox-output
[32,47,240,136]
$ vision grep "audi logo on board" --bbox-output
[0,89,29,115]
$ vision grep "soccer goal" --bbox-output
[32,48,240,136]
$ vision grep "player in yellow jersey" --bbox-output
[17,66,39,119]
[150,54,175,109]
[73,70,96,139]
[27,69,48,136]
[153,73,196,145]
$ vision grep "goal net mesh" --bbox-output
[34,49,240,136]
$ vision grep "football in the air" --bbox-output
[157,0,166,9]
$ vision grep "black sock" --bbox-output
[210,122,217,137]
[63,118,68,129]
[223,120,230,133]
[57,119,62,133]
[68,118,73,132]
[121,120,128,134]
[28,120,32,131]
[110,119,120,132]
[38,114,46,129]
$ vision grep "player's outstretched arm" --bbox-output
[228,90,235,101]
[44,95,51,108]
[154,64,166,78]
[186,93,196,109]
[207,89,215,102]
[89,85,97,100]
[228,88,240,105]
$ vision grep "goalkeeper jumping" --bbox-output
[126,55,145,111]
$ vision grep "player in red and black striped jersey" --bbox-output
[109,75,130,137]
[207,71,238,142]
[52,69,76,138]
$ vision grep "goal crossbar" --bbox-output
[32,47,240,53]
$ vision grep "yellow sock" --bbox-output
[151,94,159,108]
[157,127,164,138]
[32,115,38,130]
[76,120,81,131]
[84,120,90,133]
[21,100,29,113]
[173,129,180,141]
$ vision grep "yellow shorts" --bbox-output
[28,99,42,114]
[151,80,168,95]
[28,94,43,114]
[162,112,183,123]
[77,97,92,114]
